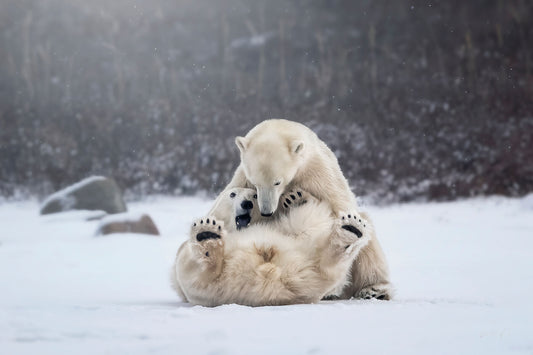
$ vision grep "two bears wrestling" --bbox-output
[171,119,392,306]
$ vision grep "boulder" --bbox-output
[40,176,127,215]
[95,212,160,236]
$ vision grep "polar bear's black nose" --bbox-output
[241,200,253,210]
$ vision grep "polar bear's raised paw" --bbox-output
[281,190,310,210]
[337,211,371,254]
[190,217,225,259]
[340,212,367,239]
[192,217,224,242]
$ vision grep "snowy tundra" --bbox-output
[0,195,532,354]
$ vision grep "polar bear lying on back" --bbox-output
[171,188,371,307]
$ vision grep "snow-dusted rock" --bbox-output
[40,176,127,215]
[95,212,160,236]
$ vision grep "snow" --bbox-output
[98,211,147,224]
[1,195,532,354]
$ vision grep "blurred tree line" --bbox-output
[0,0,532,202]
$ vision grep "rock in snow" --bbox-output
[40,176,127,215]
[95,212,160,236]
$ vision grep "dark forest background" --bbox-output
[1,0,532,202]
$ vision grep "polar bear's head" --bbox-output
[215,187,261,230]
[235,127,308,217]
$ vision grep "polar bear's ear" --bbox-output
[290,141,304,155]
[235,136,248,153]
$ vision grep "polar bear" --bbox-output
[210,119,392,300]
[172,188,371,306]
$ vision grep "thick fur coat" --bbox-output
[210,119,392,300]
[171,189,371,306]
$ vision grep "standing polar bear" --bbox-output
[172,187,371,306]
[210,119,392,300]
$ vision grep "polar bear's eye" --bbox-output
[253,194,257,199]
[274,181,281,186]
[229,192,236,198]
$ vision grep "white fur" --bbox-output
[211,119,393,299]
[206,187,263,231]
[172,189,371,306]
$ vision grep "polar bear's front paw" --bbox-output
[340,212,367,239]
[281,190,310,210]
[192,217,224,241]
[357,283,393,301]
[337,211,371,254]
[190,217,225,259]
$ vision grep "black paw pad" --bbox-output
[196,231,221,242]
[285,198,292,205]
[297,191,302,197]
[290,194,296,200]
[342,225,363,238]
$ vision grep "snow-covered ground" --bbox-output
[1,195,532,354]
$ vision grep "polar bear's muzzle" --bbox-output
[257,188,278,217]
[235,199,253,229]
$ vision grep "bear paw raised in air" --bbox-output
[337,211,371,254]
[190,217,225,259]
[281,190,310,210]
[340,212,367,238]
